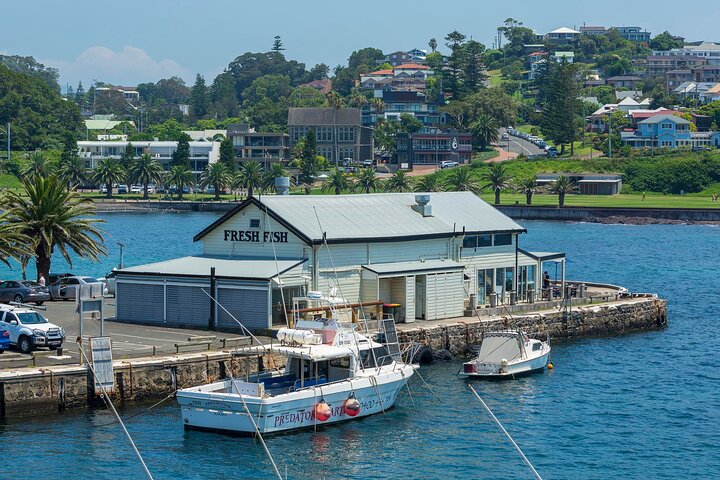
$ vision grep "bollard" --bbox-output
[489,293,498,308]
[56,347,63,356]
[527,290,535,304]
[509,292,517,305]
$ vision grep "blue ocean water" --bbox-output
[1,214,719,479]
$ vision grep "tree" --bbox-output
[349,92,369,108]
[271,35,285,53]
[322,167,350,195]
[471,114,500,149]
[461,40,487,95]
[219,137,236,171]
[549,175,576,206]
[200,162,230,200]
[480,163,512,205]
[75,82,86,109]
[348,48,385,70]
[129,154,164,199]
[0,175,106,282]
[0,217,31,267]
[289,86,327,107]
[0,54,60,92]
[172,133,191,167]
[444,31,468,98]
[166,164,194,200]
[57,156,87,191]
[650,31,684,51]
[326,91,344,165]
[399,113,422,134]
[190,74,209,120]
[445,168,481,193]
[354,168,380,193]
[298,129,319,186]
[93,158,124,199]
[263,163,288,192]
[516,177,537,205]
[429,38,438,53]
[415,173,443,192]
[120,142,136,172]
[235,160,264,197]
[371,98,385,114]
[21,151,54,180]
[209,71,239,119]
[538,58,583,155]
[384,170,412,192]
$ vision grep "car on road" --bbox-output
[49,276,107,301]
[0,326,9,353]
[441,160,459,169]
[501,132,509,140]
[0,280,51,305]
[0,304,65,353]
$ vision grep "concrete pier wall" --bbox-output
[496,205,720,222]
[398,297,668,356]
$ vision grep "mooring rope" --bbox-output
[468,385,543,480]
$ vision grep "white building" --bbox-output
[652,42,720,66]
[77,140,220,174]
[114,193,566,330]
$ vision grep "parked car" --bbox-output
[117,184,128,194]
[99,185,108,194]
[0,304,65,353]
[48,272,74,285]
[501,132,509,140]
[0,280,51,305]
[441,160,459,169]
[0,325,9,353]
[49,276,107,301]
[362,159,374,167]
[98,271,117,297]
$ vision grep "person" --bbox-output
[38,273,46,287]
[642,192,646,201]
[542,271,550,299]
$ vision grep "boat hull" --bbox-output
[459,350,550,379]
[177,366,414,434]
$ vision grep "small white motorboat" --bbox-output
[459,330,551,379]
[177,295,416,435]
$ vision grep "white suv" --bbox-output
[0,305,65,353]
[441,160,459,169]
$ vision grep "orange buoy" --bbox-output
[314,400,331,422]
[344,394,361,417]
[547,362,554,370]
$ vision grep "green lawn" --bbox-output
[514,125,602,158]
[473,149,499,162]
[482,192,720,209]
[0,174,22,190]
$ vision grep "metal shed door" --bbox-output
[116,282,164,324]
[166,285,210,328]
[217,288,269,330]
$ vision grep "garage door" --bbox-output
[166,285,210,328]
[217,288,268,330]
[117,282,164,324]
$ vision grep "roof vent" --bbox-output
[412,194,432,217]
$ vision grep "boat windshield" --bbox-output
[360,346,393,368]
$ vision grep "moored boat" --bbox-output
[459,330,550,379]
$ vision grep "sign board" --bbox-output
[401,163,409,170]
[90,336,114,395]
[80,299,103,314]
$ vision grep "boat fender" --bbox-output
[344,393,361,417]
[412,345,435,365]
[547,362,554,370]
[314,400,331,422]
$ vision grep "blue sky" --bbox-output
[2,0,719,88]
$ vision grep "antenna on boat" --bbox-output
[261,203,289,327]
[468,385,543,480]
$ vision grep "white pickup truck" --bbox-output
[0,305,66,353]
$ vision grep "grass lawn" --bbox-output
[473,149,499,162]
[483,192,720,209]
[514,125,603,158]
[0,174,22,190]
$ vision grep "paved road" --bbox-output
[1,299,265,367]
[497,128,547,157]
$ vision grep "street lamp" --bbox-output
[116,241,125,269]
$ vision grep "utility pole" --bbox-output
[608,114,612,158]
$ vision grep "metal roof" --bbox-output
[198,193,525,244]
[117,256,306,280]
[520,250,565,261]
[639,114,691,125]
[363,259,464,275]
[288,108,361,126]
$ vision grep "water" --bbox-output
[1,214,719,479]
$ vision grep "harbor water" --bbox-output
[0,213,718,479]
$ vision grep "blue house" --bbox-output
[621,114,692,148]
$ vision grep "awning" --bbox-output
[519,249,565,261]
[362,259,464,276]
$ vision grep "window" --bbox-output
[478,234,492,247]
[494,234,513,246]
[330,356,351,369]
[462,236,477,249]
[249,219,260,229]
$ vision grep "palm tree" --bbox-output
[354,168,380,193]
[445,168,481,193]
[470,114,500,149]
[414,173,444,192]
[263,163,288,192]
[384,170,413,192]
[549,175,577,207]
[0,218,31,267]
[516,177,538,205]
[370,98,385,114]
[234,160,264,198]
[92,158,124,199]
[200,162,230,200]
[322,167,350,195]
[348,92,368,108]
[0,175,106,282]
[326,91,344,166]
[480,163,513,205]
[21,151,54,180]
[166,164,194,201]
[57,156,87,191]
[129,154,164,199]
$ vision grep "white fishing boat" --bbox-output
[177,294,416,435]
[459,331,551,379]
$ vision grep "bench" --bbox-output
[174,335,217,353]
[221,336,253,349]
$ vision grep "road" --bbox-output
[1,299,267,367]
[497,128,547,157]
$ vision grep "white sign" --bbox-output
[90,337,114,395]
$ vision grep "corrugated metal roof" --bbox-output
[256,192,525,243]
[363,259,463,275]
[288,108,361,126]
[118,256,306,279]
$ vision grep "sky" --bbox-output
[2,0,719,89]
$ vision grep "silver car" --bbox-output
[49,276,107,300]
[0,280,51,305]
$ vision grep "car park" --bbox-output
[49,276,107,301]
[117,184,128,194]
[441,160,459,169]
[0,280,50,305]
[0,304,65,353]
